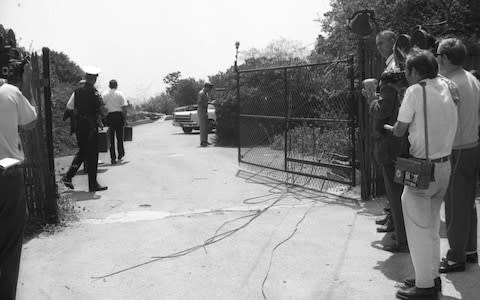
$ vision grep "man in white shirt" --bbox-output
[436,38,480,273]
[0,63,37,299]
[390,48,458,299]
[102,80,127,164]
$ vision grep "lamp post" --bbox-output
[235,41,241,161]
[234,41,240,71]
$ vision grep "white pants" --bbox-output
[401,161,451,288]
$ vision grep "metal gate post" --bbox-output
[283,68,288,172]
[348,55,356,187]
[42,47,58,223]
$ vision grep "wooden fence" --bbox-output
[20,48,58,223]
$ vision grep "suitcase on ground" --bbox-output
[98,130,110,152]
[124,126,133,142]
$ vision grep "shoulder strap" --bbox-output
[439,75,460,104]
[420,82,429,161]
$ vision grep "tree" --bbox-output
[163,71,182,97]
[173,78,203,107]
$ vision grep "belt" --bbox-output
[415,155,450,163]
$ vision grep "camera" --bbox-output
[381,26,438,86]
[0,25,28,84]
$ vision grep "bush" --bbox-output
[214,93,238,146]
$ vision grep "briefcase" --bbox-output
[98,130,110,153]
[124,126,133,142]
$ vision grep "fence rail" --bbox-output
[20,48,58,223]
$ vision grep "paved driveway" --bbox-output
[17,120,480,299]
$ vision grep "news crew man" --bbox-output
[0,63,37,299]
[62,66,107,192]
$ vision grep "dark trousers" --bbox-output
[0,168,25,300]
[382,163,407,246]
[445,146,479,262]
[198,109,208,145]
[66,119,99,190]
[107,112,125,161]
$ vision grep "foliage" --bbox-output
[163,72,204,107]
[163,71,182,97]
[136,92,176,114]
[315,0,480,62]
[271,125,352,157]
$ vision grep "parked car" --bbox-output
[173,103,216,134]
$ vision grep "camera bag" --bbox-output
[394,82,434,189]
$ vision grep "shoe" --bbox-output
[61,177,74,189]
[200,143,208,147]
[375,214,390,225]
[377,218,394,233]
[439,258,465,273]
[111,159,116,165]
[396,286,438,300]
[404,277,441,292]
[118,155,124,161]
[89,185,108,192]
[466,252,478,263]
[381,243,409,253]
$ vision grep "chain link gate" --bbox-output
[237,57,356,191]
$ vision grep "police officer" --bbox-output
[197,82,214,147]
[62,66,107,192]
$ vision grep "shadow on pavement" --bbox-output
[236,169,360,210]
[62,190,101,201]
[444,264,480,300]
[107,160,130,167]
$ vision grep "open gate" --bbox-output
[237,57,357,189]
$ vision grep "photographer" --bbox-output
[364,30,408,253]
[437,38,480,273]
[389,48,457,299]
[0,61,37,299]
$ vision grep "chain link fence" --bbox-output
[238,58,356,192]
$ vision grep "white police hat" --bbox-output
[83,65,101,76]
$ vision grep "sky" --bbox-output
[1,0,332,103]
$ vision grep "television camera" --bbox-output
[0,25,29,84]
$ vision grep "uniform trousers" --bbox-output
[445,146,479,262]
[381,163,407,246]
[0,168,25,300]
[402,161,450,288]
[198,109,208,145]
[74,118,99,190]
[107,112,125,161]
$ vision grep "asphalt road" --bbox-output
[17,120,480,299]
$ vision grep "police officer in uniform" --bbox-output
[62,66,107,192]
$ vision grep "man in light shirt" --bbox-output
[389,48,458,299]
[102,79,127,164]
[436,38,480,273]
[0,63,37,299]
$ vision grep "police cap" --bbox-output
[83,65,101,76]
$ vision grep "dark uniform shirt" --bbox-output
[369,82,407,164]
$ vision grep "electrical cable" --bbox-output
[261,203,316,300]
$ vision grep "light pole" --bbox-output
[235,41,241,160]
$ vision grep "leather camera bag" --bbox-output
[393,82,434,189]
